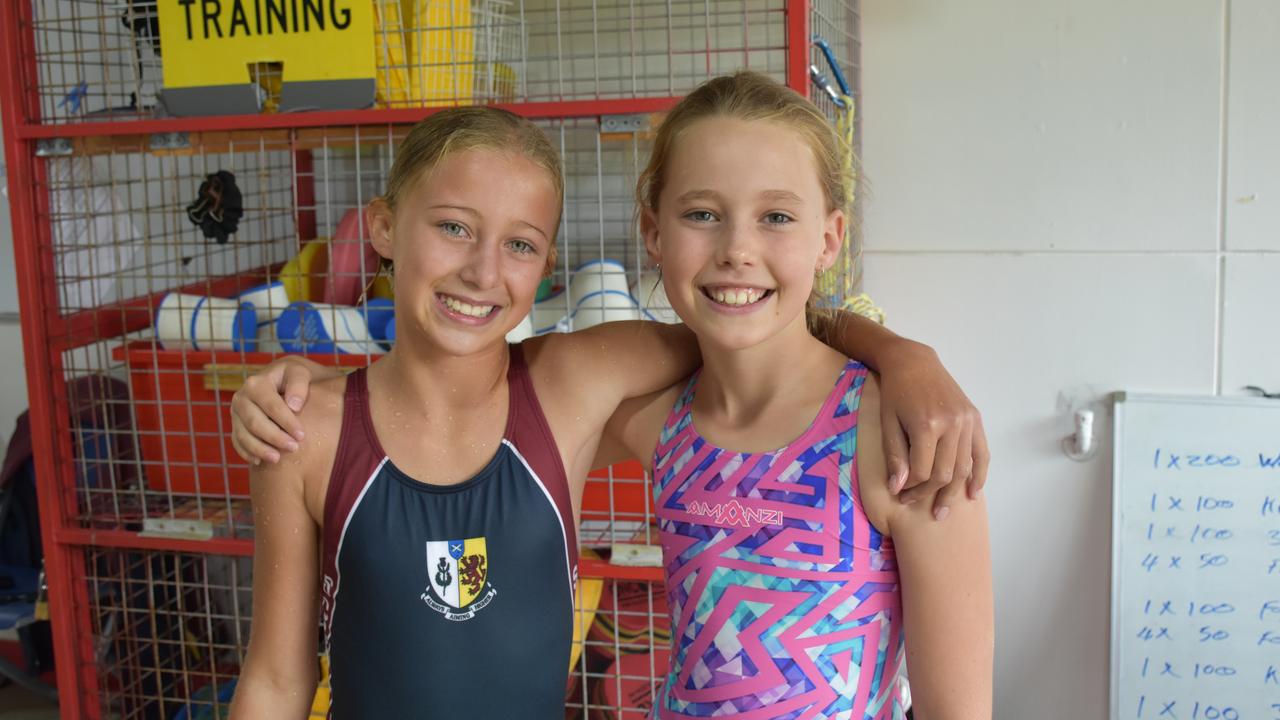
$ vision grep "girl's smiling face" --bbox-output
[370,147,560,357]
[643,116,844,352]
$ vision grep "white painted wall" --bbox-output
[860,1,1278,717]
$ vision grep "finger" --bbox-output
[918,423,965,518]
[946,422,974,504]
[237,433,282,465]
[230,431,251,464]
[904,421,939,491]
[928,419,960,490]
[252,382,306,444]
[897,476,946,506]
[244,404,301,454]
[879,405,911,494]
[279,364,314,433]
[968,422,991,499]
[931,468,968,521]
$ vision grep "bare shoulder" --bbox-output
[854,371,895,535]
[286,373,349,521]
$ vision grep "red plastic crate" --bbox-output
[111,342,370,496]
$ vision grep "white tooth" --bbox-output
[735,290,747,305]
[713,290,726,303]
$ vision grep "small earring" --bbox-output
[358,262,392,305]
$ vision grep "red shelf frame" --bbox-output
[0,0,820,715]
[13,97,685,140]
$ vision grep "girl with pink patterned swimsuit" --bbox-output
[596,73,994,718]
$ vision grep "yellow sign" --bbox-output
[157,0,374,89]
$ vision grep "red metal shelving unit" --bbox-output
[0,1,860,717]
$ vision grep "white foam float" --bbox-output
[567,258,629,307]
[570,290,643,330]
[155,293,258,352]
[276,302,386,355]
[237,281,291,353]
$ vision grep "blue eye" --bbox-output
[764,212,794,225]
[684,210,717,223]
[439,221,469,237]
[508,239,536,255]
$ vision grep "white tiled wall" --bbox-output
[1225,1,1280,252]
[0,107,28,437]
[862,1,1278,717]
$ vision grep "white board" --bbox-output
[1112,393,1280,720]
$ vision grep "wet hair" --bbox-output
[383,106,564,271]
[636,71,858,341]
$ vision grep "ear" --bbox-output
[367,199,395,261]
[641,206,662,266]
[818,208,845,271]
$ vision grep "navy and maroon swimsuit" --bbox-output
[318,345,577,718]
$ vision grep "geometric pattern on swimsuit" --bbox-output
[651,361,906,719]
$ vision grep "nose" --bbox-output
[459,237,501,290]
[714,221,756,269]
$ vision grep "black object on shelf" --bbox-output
[186,170,244,244]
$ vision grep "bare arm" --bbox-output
[893,498,993,719]
[229,458,321,718]
[858,376,994,719]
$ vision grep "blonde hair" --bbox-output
[636,71,857,341]
[383,107,564,271]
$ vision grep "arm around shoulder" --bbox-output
[532,320,700,407]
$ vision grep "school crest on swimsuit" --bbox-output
[421,537,497,621]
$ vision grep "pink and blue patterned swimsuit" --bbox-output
[652,360,906,720]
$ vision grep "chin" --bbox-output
[689,323,777,352]
[414,319,510,357]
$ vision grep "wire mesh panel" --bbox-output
[21,0,796,125]
[39,119,663,532]
[0,1,862,717]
